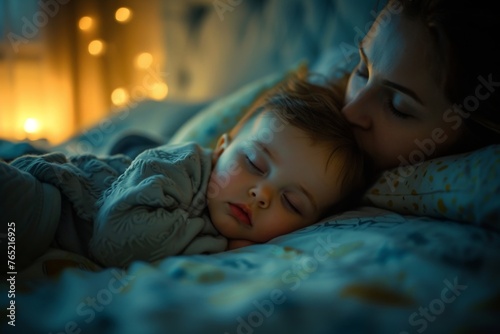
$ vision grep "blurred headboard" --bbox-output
[161,0,377,101]
[53,0,378,156]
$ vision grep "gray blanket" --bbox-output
[2,142,227,270]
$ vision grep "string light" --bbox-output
[88,39,106,56]
[24,118,41,134]
[78,16,93,31]
[111,88,129,106]
[135,52,153,69]
[115,7,132,23]
[149,82,168,100]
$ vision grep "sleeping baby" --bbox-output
[1,72,368,269]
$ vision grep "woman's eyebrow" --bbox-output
[359,46,425,106]
[381,79,425,106]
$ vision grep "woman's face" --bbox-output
[343,11,467,170]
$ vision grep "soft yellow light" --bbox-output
[78,16,93,31]
[88,39,105,56]
[24,118,41,134]
[135,52,153,69]
[111,88,129,106]
[115,7,132,23]
[149,82,168,101]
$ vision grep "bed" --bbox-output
[2,1,500,333]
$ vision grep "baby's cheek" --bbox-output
[212,159,242,188]
[206,171,224,202]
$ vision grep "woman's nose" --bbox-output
[249,185,271,209]
[342,91,373,130]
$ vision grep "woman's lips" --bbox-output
[229,203,252,226]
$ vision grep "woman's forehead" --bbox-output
[363,14,445,106]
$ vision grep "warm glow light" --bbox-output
[135,52,153,69]
[111,88,129,106]
[24,118,41,134]
[88,39,105,56]
[149,82,168,100]
[115,7,132,23]
[78,16,93,31]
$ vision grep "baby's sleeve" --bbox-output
[89,143,226,268]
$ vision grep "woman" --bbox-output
[340,0,500,171]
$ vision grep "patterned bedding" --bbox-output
[3,206,499,334]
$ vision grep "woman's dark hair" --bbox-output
[390,0,500,148]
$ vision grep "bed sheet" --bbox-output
[2,206,499,334]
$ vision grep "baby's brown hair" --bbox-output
[231,71,370,214]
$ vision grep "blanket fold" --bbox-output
[0,161,61,271]
[5,143,227,270]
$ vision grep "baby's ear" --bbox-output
[212,133,230,164]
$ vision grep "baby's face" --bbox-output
[207,113,345,243]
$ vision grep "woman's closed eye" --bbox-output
[355,61,412,120]
[384,92,414,120]
[382,97,410,119]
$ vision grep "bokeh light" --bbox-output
[135,52,153,69]
[149,82,168,100]
[88,39,105,56]
[115,7,132,23]
[78,16,93,31]
[24,118,41,134]
[111,88,129,106]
